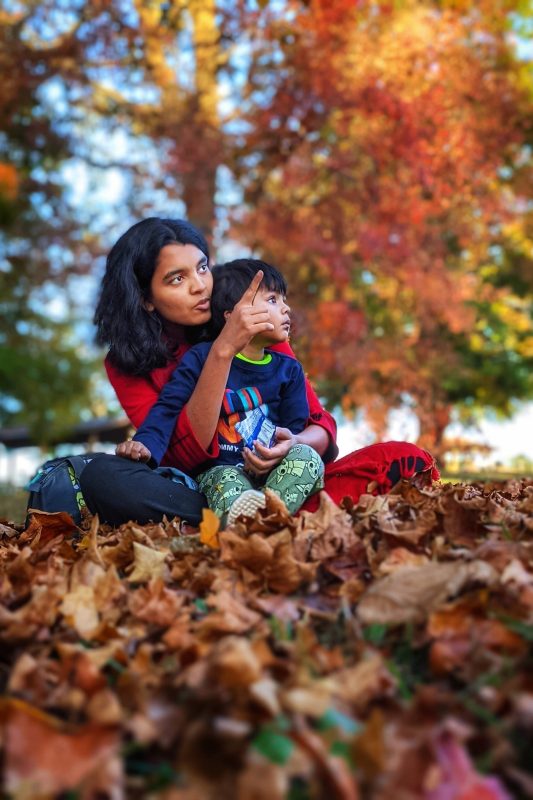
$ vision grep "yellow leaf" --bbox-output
[200,508,220,549]
[60,585,99,638]
[127,542,168,583]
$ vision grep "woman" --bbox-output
[81,217,438,526]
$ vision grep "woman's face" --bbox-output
[146,243,213,328]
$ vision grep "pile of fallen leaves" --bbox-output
[0,479,532,799]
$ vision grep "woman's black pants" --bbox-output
[80,454,206,527]
[79,453,428,528]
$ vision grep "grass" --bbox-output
[0,484,29,525]
[440,470,532,483]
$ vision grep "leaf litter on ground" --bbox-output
[0,479,531,799]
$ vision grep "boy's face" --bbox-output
[252,287,291,344]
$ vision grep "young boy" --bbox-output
[116,259,324,524]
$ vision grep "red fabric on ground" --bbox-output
[300,441,440,512]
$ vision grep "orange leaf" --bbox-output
[199,508,220,549]
[24,510,78,547]
[0,698,121,796]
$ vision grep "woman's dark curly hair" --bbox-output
[95,218,210,376]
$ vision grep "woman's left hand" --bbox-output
[242,427,297,477]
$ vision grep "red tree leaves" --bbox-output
[231,1,533,454]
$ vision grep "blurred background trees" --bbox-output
[1,0,532,459]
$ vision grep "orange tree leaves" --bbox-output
[231,1,533,455]
[0,480,531,796]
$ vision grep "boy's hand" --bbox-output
[243,427,296,477]
[116,439,152,462]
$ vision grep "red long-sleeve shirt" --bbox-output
[105,340,339,474]
[106,342,439,509]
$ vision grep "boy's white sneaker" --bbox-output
[227,489,266,525]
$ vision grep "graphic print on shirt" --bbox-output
[217,386,269,451]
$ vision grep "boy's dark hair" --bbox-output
[95,217,210,376]
[210,259,287,336]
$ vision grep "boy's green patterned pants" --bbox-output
[197,444,324,517]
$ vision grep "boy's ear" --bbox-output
[143,297,155,313]
[224,310,232,322]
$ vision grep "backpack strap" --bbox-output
[66,455,93,474]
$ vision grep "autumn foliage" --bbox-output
[0,2,532,448]
[0,478,531,797]
[232,0,533,454]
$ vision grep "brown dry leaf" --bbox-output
[375,495,437,544]
[437,486,488,545]
[219,528,314,593]
[471,539,527,572]
[199,589,263,636]
[162,613,196,652]
[295,491,359,561]
[377,547,430,575]
[249,677,281,716]
[328,654,396,710]
[207,636,263,688]
[199,507,220,549]
[245,488,295,534]
[219,530,274,572]
[127,696,184,748]
[351,492,391,519]
[59,553,112,638]
[0,698,122,796]
[500,558,533,588]
[69,550,107,590]
[55,646,109,695]
[0,581,65,641]
[390,479,438,505]
[156,790,211,800]
[7,653,41,694]
[281,684,332,717]
[5,549,35,587]
[292,719,359,800]
[128,577,183,626]
[0,522,18,539]
[237,752,288,800]
[428,594,528,675]
[127,540,169,583]
[76,513,106,567]
[92,564,126,617]
[352,708,386,779]
[98,529,135,570]
[264,531,317,594]
[252,594,301,622]
[357,560,498,625]
[85,688,123,725]
[23,510,78,547]
[319,541,369,584]
[60,583,100,638]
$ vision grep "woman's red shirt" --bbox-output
[105,342,439,509]
[105,341,339,474]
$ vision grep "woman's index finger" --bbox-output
[241,270,264,305]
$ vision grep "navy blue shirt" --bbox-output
[134,342,309,472]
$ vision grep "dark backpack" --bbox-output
[25,453,105,525]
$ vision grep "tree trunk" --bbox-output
[416,402,451,466]
[133,0,223,237]
[181,0,221,236]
